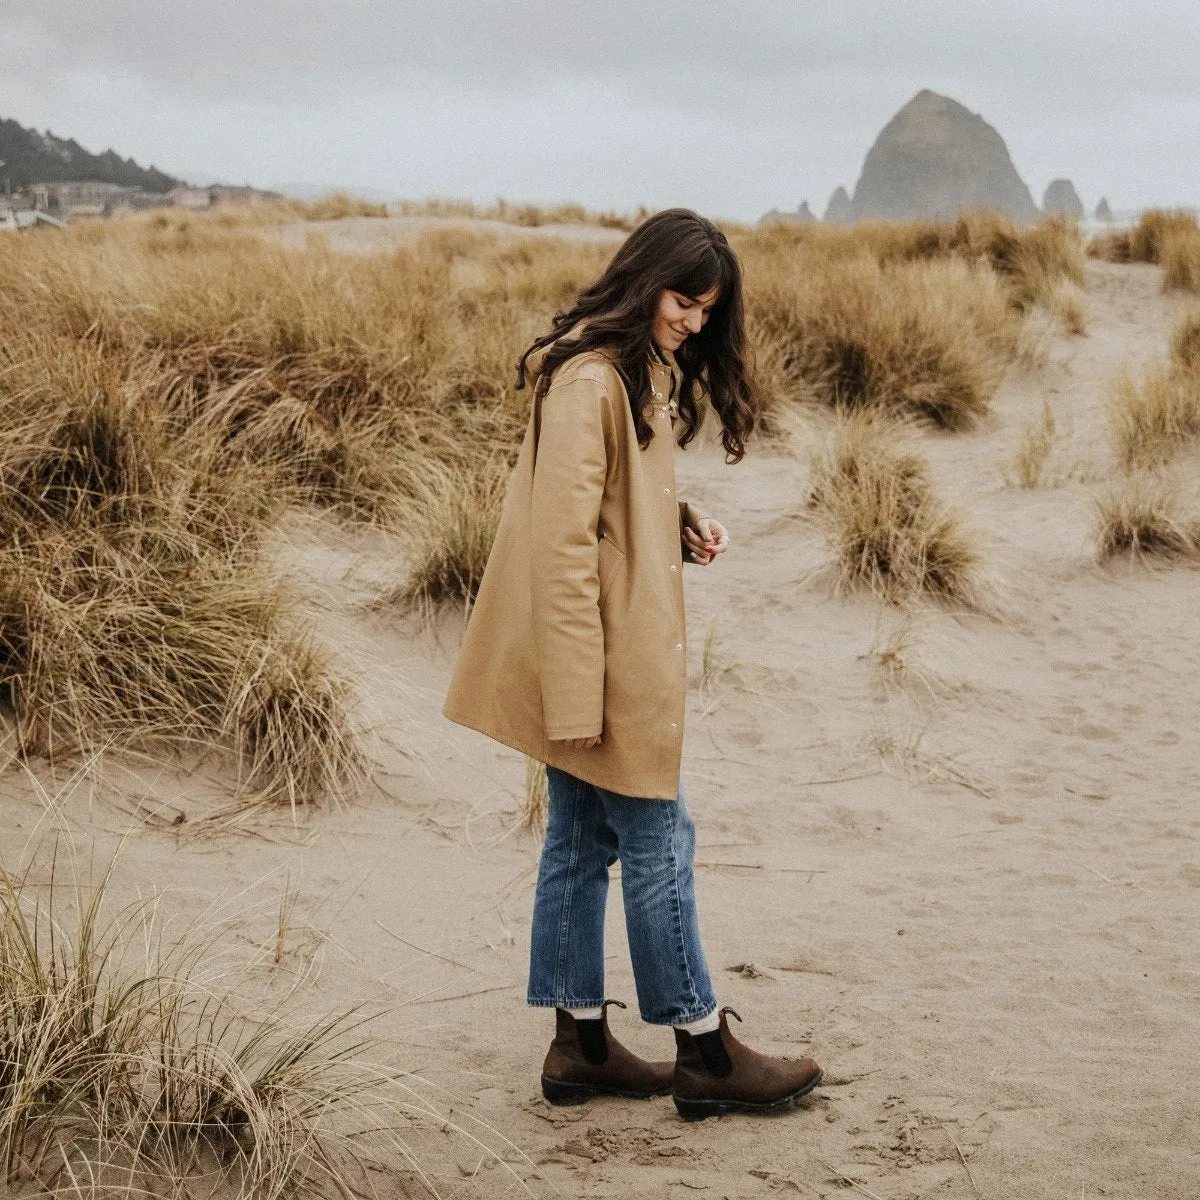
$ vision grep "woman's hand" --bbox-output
[555,734,602,749]
[683,516,729,565]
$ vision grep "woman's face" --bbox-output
[651,284,720,352]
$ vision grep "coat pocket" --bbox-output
[597,533,626,606]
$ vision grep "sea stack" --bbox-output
[1095,197,1114,223]
[848,90,1038,222]
[758,200,816,226]
[1043,179,1085,219]
[823,186,853,223]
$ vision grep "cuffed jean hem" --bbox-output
[527,996,607,1009]
[639,1002,718,1027]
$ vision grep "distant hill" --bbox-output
[0,115,180,192]
[847,90,1039,222]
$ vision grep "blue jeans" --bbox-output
[527,765,717,1025]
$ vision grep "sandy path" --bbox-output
[3,260,1199,1198]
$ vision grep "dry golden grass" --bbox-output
[1008,400,1059,488]
[158,193,390,230]
[749,255,1018,428]
[741,211,1084,312]
[1049,282,1088,335]
[1087,230,1131,263]
[385,455,511,623]
[858,618,941,702]
[808,414,980,606]
[0,533,364,808]
[1107,362,1200,472]
[988,219,1086,313]
[393,195,650,231]
[865,721,994,798]
[0,208,1090,784]
[0,219,604,513]
[523,757,549,834]
[1128,209,1199,264]
[294,190,389,220]
[1094,476,1199,561]
[0,839,422,1198]
[0,217,604,786]
[697,621,740,706]
[1088,211,1200,269]
[1171,309,1200,377]
[1160,227,1200,294]
[0,284,365,805]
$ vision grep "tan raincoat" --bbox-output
[441,341,702,799]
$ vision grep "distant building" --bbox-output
[209,184,282,207]
[109,191,174,214]
[65,202,107,221]
[29,180,176,220]
[0,208,67,233]
[26,179,277,221]
[33,180,131,216]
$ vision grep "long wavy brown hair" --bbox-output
[516,208,755,463]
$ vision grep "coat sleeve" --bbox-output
[530,370,613,740]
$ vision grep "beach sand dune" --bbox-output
[3,247,1197,1198]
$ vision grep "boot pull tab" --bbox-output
[720,1006,743,1024]
[601,998,628,1012]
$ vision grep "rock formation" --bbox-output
[823,186,853,223]
[1095,197,1114,223]
[759,200,816,226]
[847,90,1038,222]
[1043,178,1084,219]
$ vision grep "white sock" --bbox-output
[674,1009,720,1036]
[565,1005,604,1020]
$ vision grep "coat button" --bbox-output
[669,564,677,572]
[663,487,671,495]
[674,642,683,650]
[669,722,678,729]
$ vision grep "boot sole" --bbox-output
[541,1075,672,1106]
[673,1069,822,1121]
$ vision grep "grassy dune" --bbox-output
[0,838,432,1197]
[0,209,1085,793]
[1089,208,1200,296]
[1,199,1191,1196]
[807,414,980,606]
[741,213,1080,427]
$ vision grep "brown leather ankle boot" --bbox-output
[672,1007,821,1120]
[541,1000,674,1105]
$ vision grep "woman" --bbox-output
[443,208,821,1120]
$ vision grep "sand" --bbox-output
[267,213,628,253]
[3,236,1198,1199]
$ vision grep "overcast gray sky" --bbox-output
[2,1,1198,219]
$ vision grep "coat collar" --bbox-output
[650,343,683,389]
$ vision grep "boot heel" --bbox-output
[673,1095,721,1121]
[541,1075,596,1106]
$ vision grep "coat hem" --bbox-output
[441,704,681,801]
